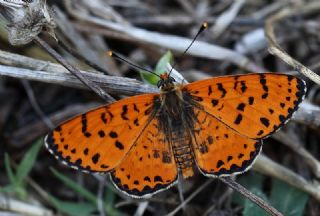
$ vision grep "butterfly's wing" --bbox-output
[45,94,159,173]
[110,118,178,198]
[184,73,306,139]
[191,108,261,176]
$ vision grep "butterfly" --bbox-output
[45,72,306,198]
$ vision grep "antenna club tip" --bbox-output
[107,51,113,57]
[202,22,208,28]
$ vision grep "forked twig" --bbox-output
[219,177,283,216]
[265,4,320,85]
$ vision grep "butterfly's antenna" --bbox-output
[168,22,208,76]
[108,51,161,78]
[57,39,110,75]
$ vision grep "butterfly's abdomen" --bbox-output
[171,132,195,178]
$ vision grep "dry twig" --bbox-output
[219,177,283,216]
[265,3,320,85]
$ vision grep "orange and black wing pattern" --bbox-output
[110,117,178,198]
[184,73,306,139]
[45,94,158,173]
[191,108,261,176]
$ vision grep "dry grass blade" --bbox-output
[64,1,264,73]
[210,0,246,39]
[254,155,320,201]
[0,195,53,216]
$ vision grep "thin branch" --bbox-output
[21,80,54,129]
[219,177,283,216]
[97,176,106,216]
[33,36,115,102]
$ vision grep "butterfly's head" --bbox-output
[157,73,176,90]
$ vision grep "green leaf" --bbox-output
[140,71,159,86]
[154,51,173,75]
[4,153,27,199]
[104,190,123,216]
[0,185,15,193]
[49,195,96,216]
[140,51,173,86]
[104,189,115,207]
[50,168,97,204]
[270,179,309,216]
[16,139,43,184]
[243,188,270,216]
[4,153,17,186]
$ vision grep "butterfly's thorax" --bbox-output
[157,83,197,178]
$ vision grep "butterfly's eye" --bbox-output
[157,80,163,88]
[169,77,176,83]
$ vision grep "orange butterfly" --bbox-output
[45,72,306,198]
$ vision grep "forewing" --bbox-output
[184,73,306,139]
[111,118,178,198]
[45,94,158,173]
[191,109,261,176]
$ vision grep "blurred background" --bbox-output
[0,0,320,215]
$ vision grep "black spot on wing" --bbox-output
[154,176,164,182]
[237,103,246,111]
[98,130,105,138]
[268,108,274,114]
[115,140,124,150]
[248,97,254,105]
[121,105,129,120]
[55,126,62,132]
[75,158,82,165]
[84,148,89,155]
[211,99,219,107]
[92,153,100,164]
[262,93,268,99]
[109,131,118,138]
[133,104,140,113]
[279,115,286,123]
[216,160,225,168]
[208,85,212,95]
[260,117,270,127]
[257,130,264,136]
[217,83,227,98]
[240,81,247,93]
[234,114,243,125]
[101,113,107,124]
[144,176,151,182]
